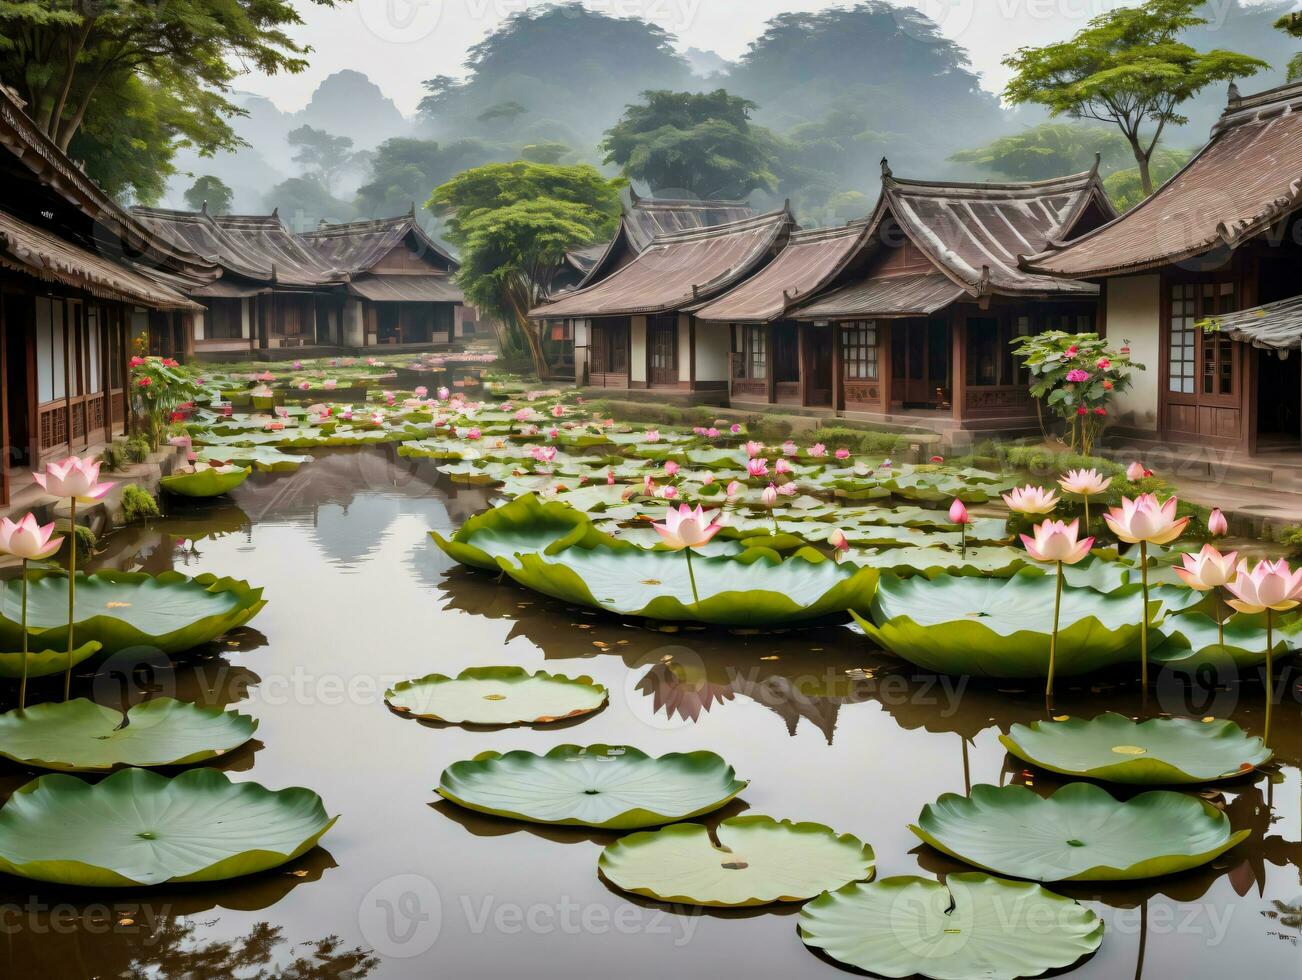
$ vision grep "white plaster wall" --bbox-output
[695,320,731,382]
[1107,275,1161,434]
[630,315,647,383]
[573,318,589,384]
[192,310,205,341]
[677,314,691,381]
[240,298,252,339]
[342,298,365,347]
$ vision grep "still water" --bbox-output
[1,446,1298,978]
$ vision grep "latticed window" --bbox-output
[744,325,767,379]
[1168,283,1197,394]
[1201,282,1236,396]
[841,321,878,380]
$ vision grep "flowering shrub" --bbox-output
[1009,331,1144,455]
[129,356,202,448]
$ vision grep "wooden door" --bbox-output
[648,316,678,386]
[805,325,833,405]
[891,318,950,407]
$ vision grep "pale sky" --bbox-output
[239,0,1179,114]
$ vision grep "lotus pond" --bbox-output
[0,378,1299,977]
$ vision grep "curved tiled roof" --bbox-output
[302,212,458,273]
[694,222,871,322]
[792,272,965,320]
[531,209,794,318]
[1025,81,1302,278]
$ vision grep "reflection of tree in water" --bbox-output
[120,920,377,979]
[1263,896,1302,944]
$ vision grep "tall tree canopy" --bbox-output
[356,137,497,220]
[184,175,234,214]
[1278,10,1302,80]
[0,0,334,199]
[428,162,622,376]
[1003,0,1266,196]
[950,123,1132,181]
[602,90,777,199]
[288,125,357,193]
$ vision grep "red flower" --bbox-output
[169,412,185,423]
[1102,380,1114,390]
[929,455,944,463]
[1094,407,1107,416]
[1064,345,1079,358]
[1076,406,1087,415]
[137,377,152,387]
[1119,346,1130,354]
[1096,357,1111,370]
[129,356,146,367]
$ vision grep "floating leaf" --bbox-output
[0,698,258,772]
[0,768,335,886]
[598,815,874,906]
[0,642,102,680]
[0,571,266,656]
[160,464,252,498]
[799,873,1103,980]
[385,667,606,725]
[437,744,747,829]
[1000,713,1272,784]
[910,782,1249,881]
[1152,609,1301,670]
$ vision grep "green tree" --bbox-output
[183,175,234,214]
[602,89,777,199]
[520,140,573,164]
[266,176,354,231]
[1003,0,1266,197]
[355,137,496,219]
[950,123,1132,180]
[288,124,356,193]
[477,100,528,127]
[1277,11,1302,80]
[0,1,333,198]
[428,162,622,376]
[1103,146,1193,211]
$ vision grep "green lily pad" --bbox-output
[160,464,252,497]
[0,571,266,656]
[195,445,311,472]
[0,642,102,679]
[799,873,1103,980]
[1000,713,1271,784]
[1152,609,1301,670]
[852,569,1155,678]
[430,494,615,572]
[598,815,874,907]
[437,744,747,829]
[385,667,606,725]
[0,767,336,886]
[910,782,1249,881]
[0,698,258,772]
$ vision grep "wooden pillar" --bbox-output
[0,290,8,506]
[62,299,72,455]
[688,317,696,391]
[797,322,810,406]
[879,320,892,412]
[951,310,966,422]
[766,324,776,404]
[831,323,843,413]
[1096,280,1108,338]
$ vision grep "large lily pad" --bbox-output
[1152,609,1301,670]
[385,666,606,725]
[598,815,874,907]
[430,494,616,571]
[437,744,747,829]
[0,642,102,680]
[910,782,1249,881]
[160,464,251,497]
[1001,713,1271,784]
[0,571,266,656]
[852,569,1154,678]
[799,873,1103,980]
[0,767,335,886]
[0,698,258,772]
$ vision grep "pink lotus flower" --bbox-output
[1225,559,1302,614]
[664,460,680,477]
[297,380,311,391]
[1020,518,1094,564]
[808,443,827,457]
[1125,461,1151,480]
[530,446,557,464]
[834,448,850,460]
[651,504,722,551]
[1058,468,1111,497]
[744,440,765,459]
[292,361,303,370]
[0,514,63,560]
[466,428,481,441]
[702,472,715,486]
[1208,508,1228,536]
[547,427,559,440]
[706,427,719,438]
[437,387,450,400]
[746,458,769,478]
[1175,544,1239,591]
[948,499,970,526]
[776,482,797,496]
[1103,493,1188,545]
[514,408,533,422]
[782,440,798,457]
[1002,485,1060,515]
[384,391,395,406]
[645,429,661,443]
[606,471,615,486]
[775,458,793,475]
[760,484,778,508]
[1066,369,1090,383]
[729,423,742,435]
[274,406,289,419]
[725,480,742,498]
[828,528,849,560]
[551,404,566,418]
[34,456,113,500]
[642,475,656,495]
[414,386,428,398]
[658,485,678,499]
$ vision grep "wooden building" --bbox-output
[541,192,759,379]
[131,207,468,358]
[0,86,216,506]
[531,208,795,399]
[1025,81,1302,456]
[696,163,1114,440]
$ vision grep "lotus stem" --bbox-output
[685,547,700,607]
[1139,540,1149,699]
[1215,587,1225,651]
[1264,608,1274,747]
[960,522,966,559]
[1083,495,1090,534]
[63,498,77,702]
[1047,561,1063,702]
[18,560,28,710]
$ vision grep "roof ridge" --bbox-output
[644,207,792,245]
[886,170,1096,196]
